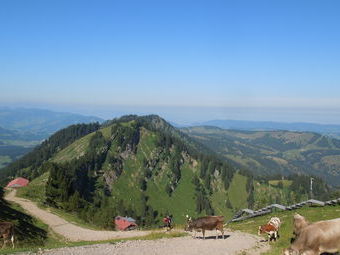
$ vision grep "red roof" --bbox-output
[6,177,29,188]
[115,216,137,231]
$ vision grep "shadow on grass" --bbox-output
[0,199,47,246]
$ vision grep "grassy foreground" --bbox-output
[228,204,340,255]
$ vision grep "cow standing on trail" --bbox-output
[0,222,15,249]
[185,215,224,240]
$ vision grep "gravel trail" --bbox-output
[18,233,269,255]
[5,189,270,254]
[5,189,151,241]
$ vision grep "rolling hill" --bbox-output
[181,126,340,186]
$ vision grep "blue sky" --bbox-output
[1,0,340,123]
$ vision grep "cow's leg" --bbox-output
[11,234,14,249]
[268,233,272,242]
[301,249,318,255]
[216,229,218,239]
[2,239,8,249]
[202,229,205,240]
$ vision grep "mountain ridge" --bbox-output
[182,126,340,186]
[193,119,340,138]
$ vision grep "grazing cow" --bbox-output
[185,215,224,239]
[0,222,15,249]
[258,217,281,242]
[283,218,340,255]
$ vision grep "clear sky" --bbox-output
[1,0,340,123]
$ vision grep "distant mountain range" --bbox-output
[182,126,340,186]
[193,120,340,138]
[0,107,103,137]
[0,107,103,168]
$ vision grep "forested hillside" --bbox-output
[2,115,249,229]
[0,123,100,185]
[3,115,337,231]
[182,126,340,186]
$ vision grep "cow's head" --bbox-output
[293,213,309,236]
[258,226,264,235]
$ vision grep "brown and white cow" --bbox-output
[258,217,281,242]
[283,217,340,255]
[0,222,15,249]
[185,215,224,239]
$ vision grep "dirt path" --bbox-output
[18,233,269,255]
[5,189,151,241]
[6,189,270,254]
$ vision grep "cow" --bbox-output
[0,222,15,249]
[185,215,224,239]
[283,217,340,255]
[258,216,281,242]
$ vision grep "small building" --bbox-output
[114,216,138,231]
[6,177,29,188]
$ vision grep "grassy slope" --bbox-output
[0,193,64,254]
[268,180,292,187]
[228,173,248,211]
[18,123,250,227]
[229,204,340,255]
[253,180,308,210]
[17,171,49,204]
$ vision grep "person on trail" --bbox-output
[163,215,173,231]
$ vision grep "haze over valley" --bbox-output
[1,1,340,254]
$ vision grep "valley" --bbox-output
[0,108,103,169]
[182,126,340,186]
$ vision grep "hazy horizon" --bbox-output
[1,1,340,125]
[2,103,340,126]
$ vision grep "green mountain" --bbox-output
[1,115,252,228]
[181,126,340,186]
[2,115,335,231]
